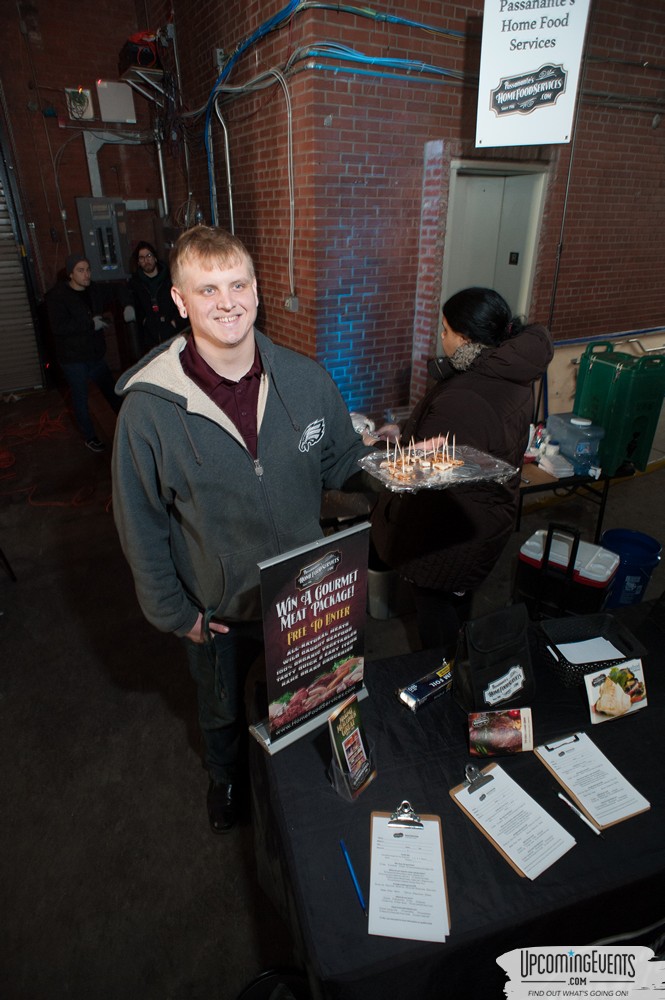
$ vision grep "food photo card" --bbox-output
[583,659,647,725]
[468,708,534,757]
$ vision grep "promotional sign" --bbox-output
[475,0,591,147]
[250,522,369,754]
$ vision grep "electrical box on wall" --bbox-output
[96,80,136,123]
[76,198,130,281]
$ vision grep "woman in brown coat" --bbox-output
[371,287,553,652]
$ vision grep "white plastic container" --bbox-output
[518,529,619,588]
[514,528,620,615]
[546,412,604,474]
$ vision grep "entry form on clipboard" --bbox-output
[450,764,576,880]
[534,731,651,830]
[368,801,450,943]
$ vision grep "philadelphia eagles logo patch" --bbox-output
[299,418,325,453]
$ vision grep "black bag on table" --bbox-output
[453,603,535,713]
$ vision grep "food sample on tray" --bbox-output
[358,435,518,493]
[379,434,462,483]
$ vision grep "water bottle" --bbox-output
[546,413,604,475]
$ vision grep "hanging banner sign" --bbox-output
[475,0,591,148]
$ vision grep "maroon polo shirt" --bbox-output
[180,335,262,458]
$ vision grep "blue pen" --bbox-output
[340,839,368,917]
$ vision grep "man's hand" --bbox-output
[93,315,110,331]
[184,612,230,644]
[123,305,136,323]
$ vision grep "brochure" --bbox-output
[468,708,534,757]
[328,694,376,799]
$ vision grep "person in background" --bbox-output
[46,254,122,453]
[112,226,373,834]
[122,240,187,356]
[371,286,553,654]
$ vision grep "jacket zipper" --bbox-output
[251,452,282,551]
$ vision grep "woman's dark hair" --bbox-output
[442,287,524,347]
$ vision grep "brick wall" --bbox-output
[158,0,664,415]
[1,0,664,416]
[0,0,156,292]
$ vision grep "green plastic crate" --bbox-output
[573,341,665,475]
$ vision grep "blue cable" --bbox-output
[204,0,302,221]
[202,2,466,222]
[306,47,466,81]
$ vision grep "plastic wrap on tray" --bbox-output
[358,445,518,493]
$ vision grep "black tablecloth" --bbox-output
[250,610,665,1000]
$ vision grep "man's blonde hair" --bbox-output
[170,225,255,287]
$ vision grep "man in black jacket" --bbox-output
[122,241,187,357]
[46,254,122,453]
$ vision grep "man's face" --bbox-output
[69,261,91,290]
[137,248,158,276]
[171,254,258,354]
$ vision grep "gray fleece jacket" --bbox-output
[112,330,369,636]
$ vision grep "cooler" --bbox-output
[574,341,665,475]
[514,524,620,619]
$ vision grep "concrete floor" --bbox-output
[1,384,663,1000]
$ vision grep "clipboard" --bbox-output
[534,732,651,830]
[450,763,576,880]
[450,764,526,878]
[368,801,451,942]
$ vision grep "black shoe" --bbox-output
[85,437,105,453]
[207,780,236,834]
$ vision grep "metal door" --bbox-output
[441,165,547,318]
[0,160,43,392]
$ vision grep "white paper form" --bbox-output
[368,814,450,943]
[535,732,650,829]
[553,637,625,664]
[451,765,576,880]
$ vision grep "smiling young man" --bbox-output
[112,226,371,834]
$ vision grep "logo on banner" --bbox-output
[490,63,567,116]
[296,550,342,590]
